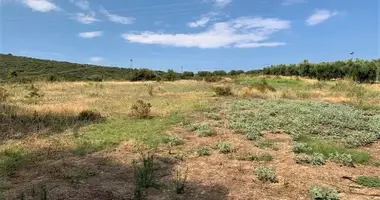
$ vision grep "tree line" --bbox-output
[1,54,379,83]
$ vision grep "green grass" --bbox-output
[256,139,280,151]
[235,76,307,90]
[73,113,185,155]
[240,153,273,162]
[295,135,370,164]
[0,148,46,176]
[356,176,380,188]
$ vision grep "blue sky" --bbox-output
[1,0,379,72]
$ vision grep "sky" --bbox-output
[0,0,379,72]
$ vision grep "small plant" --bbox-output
[196,147,212,156]
[204,112,221,120]
[218,142,232,154]
[186,123,214,137]
[344,132,377,147]
[329,153,354,167]
[213,85,232,96]
[27,84,44,98]
[174,167,189,194]
[146,84,154,96]
[309,153,326,166]
[246,130,263,141]
[374,161,380,167]
[133,153,157,199]
[310,186,339,200]
[243,153,273,162]
[131,100,152,119]
[0,86,9,102]
[292,142,312,154]
[356,176,380,188]
[77,109,102,121]
[254,166,277,183]
[257,140,280,151]
[162,137,181,146]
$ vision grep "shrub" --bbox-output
[249,78,276,93]
[329,153,354,167]
[205,76,222,82]
[218,142,232,154]
[310,186,339,200]
[292,142,312,154]
[86,75,103,82]
[213,85,232,96]
[174,167,188,194]
[254,166,277,183]
[0,86,9,102]
[356,176,380,188]
[186,123,214,137]
[133,153,157,198]
[162,137,181,146]
[78,110,102,121]
[246,130,263,141]
[295,153,326,166]
[27,84,44,98]
[344,132,377,147]
[196,147,212,156]
[131,100,152,119]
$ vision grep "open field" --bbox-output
[1,76,380,200]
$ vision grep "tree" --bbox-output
[166,69,177,81]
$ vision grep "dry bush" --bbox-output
[131,100,152,119]
[213,85,233,96]
[78,110,103,121]
[0,86,9,103]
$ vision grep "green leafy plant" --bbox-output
[204,112,221,120]
[310,186,339,200]
[329,153,354,167]
[243,153,273,162]
[162,137,181,146]
[294,153,326,166]
[218,142,232,154]
[257,140,280,151]
[356,176,380,188]
[292,142,312,154]
[344,132,377,147]
[186,123,214,137]
[254,166,277,183]
[196,147,212,156]
[213,85,232,96]
[131,100,152,119]
[133,153,157,199]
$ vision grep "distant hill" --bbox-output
[0,54,136,82]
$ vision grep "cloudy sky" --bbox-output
[1,0,378,71]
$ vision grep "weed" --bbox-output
[0,86,9,102]
[246,130,263,141]
[174,167,188,194]
[344,132,377,147]
[329,153,354,167]
[77,110,103,121]
[248,78,276,93]
[356,176,380,188]
[292,142,312,154]
[131,100,152,119]
[218,142,232,154]
[204,112,221,120]
[146,84,154,96]
[294,153,326,166]
[254,166,277,183]
[133,153,157,199]
[186,123,214,137]
[310,186,339,200]
[256,140,280,151]
[374,161,380,167]
[162,137,181,146]
[213,85,232,96]
[242,153,273,162]
[27,84,44,98]
[196,147,212,156]
[312,81,327,90]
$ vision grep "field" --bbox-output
[1,76,380,200]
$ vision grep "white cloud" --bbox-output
[79,31,103,38]
[213,0,232,8]
[73,11,99,24]
[122,17,290,49]
[306,9,339,26]
[100,7,135,25]
[90,57,103,63]
[188,17,211,28]
[20,0,58,12]
[282,0,307,6]
[70,0,89,10]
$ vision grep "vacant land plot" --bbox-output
[1,77,379,200]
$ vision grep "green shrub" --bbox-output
[186,123,214,137]
[329,153,354,167]
[162,137,181,146]
[257,140,280,151]
[249,78,276,93]
[213,86,232,96]
[133,153,157,198]
[204,112,221,120]
[310,186,339,200]
[0,86,9,102]
[78,110,102,121]
[254,166,277,183]
[196,147,212,156]
[246,130,263,141]
[292,142,312,154]
[356,176,380,188]
[218,142,232,154]
[243,153,273,162]
[131,100,152,119]
[344,132,377,147]
[295,153,326,166]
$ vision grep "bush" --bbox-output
[131,100,152,119]
[295,153,326,166]
[356,176,380,188]
[218,142,232,154]
[162,137,181,146]
[344,132,377,147]
[27,84,44,98]
[292,142,312,154]
[196,147,212,156]
[78,110,103,121]
[186,123,214,137]
[254,166,277,183]
[0,86,9,102]
[133,153,157,198]
[329,153,354,167]
[213,86,232,96]
[246,130,263,141]
[310,186,339,200]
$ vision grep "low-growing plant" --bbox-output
[0,86,9,102]
[218,142,232,154]
[356,176,380,188]
[243,153,273,162]
[254,166,277,183]
[310,186,339,200]
[196,147,212,156]
[27,84,44,98]
[292,142,313,154]
[213,85,233,96]
[204,112,221,120]
[133,153,157,199]
[246,130,263,141]
[77,110,103,121]
[174,167,189,194]
[374,161,380,167]
[131,100,152,119]
[186,123,214,137]
[329,153,354,167]
[294,153,326,166]
[256,140,280,151]
[344,132,377,147]
[162,137,181,146]
[146,84,154,96]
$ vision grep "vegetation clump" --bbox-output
[356,176,380,188]
[309,186,339,200]
[241,153,273,162]
[329,153,354,167]
[0,86,9,102]
[162,137,181,146]
[186,123,214,137]
[78,110,103,121]
[344,132,378,147]
[133,153,157,199]
[295,153,326,166]
[218,142,232,154]
[196,147,212,156]
[254,166,277,183]
[213,85,233,96]
[131,100,152,119]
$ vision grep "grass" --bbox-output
[239,152,273,162]
[356,176,380,188]
[196,147,212,156]
[256,139,280,151]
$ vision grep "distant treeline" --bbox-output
[1,54,379,83]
